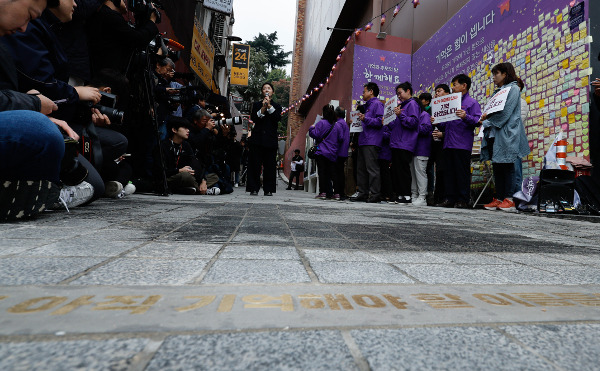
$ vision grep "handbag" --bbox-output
[307,123,335,159]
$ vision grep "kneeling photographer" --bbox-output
[189,109,238,195]
[160,117,219,195]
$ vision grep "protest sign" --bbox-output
[483,86,511,115]
[349,111,362,133]
[431,93,462,123]
[383,98,398,126]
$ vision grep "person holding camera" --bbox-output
[0,0,70,219]
[1,0,139,201]
[246,82,282,196]
[86,0,158,76]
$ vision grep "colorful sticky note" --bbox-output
[557,14,563,23]
[562,59,569,69]
[539,99,545,108]
[568,113,575,123]
[561,107,568,117]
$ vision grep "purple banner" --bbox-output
[352,45,411,103]
[413,0,592,175]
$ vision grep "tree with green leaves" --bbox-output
[247,32,292,70]
[232,32,292,113]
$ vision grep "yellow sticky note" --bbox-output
[568,113,575,123]
[539,99,545,108]
[562,59,569,69]
[526,55,531,64]
[561,107,568,117]
[512,39,517,47]
[567,144,574,152]
[526,96,531,104]
[581,76,589,87]
[485,64,489,71]
[581,28,588,38]
[494,44,499,52]
[581,59,589,69]
[544,127,550,136]
[557,14,563,23]
[566,34,572,44]
[553,71,560,80]
[573,32,581,42]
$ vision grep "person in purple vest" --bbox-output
[351,82,384,203]
[379,124,394,203]
[410,103,433,206]
[309,104,342,200]
[333,106,350,200]
[434,73,482,208]
[389,82,421,204]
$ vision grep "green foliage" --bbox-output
[247,32,292,70]
[231,32,291,120]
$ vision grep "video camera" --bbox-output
[168,86,204,106]
[127,0,162,24]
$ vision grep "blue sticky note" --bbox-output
[567,105,577,113]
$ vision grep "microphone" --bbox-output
[264,92,269,107]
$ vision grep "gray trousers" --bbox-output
[357,145,381,198]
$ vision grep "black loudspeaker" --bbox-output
[538,169,576,213]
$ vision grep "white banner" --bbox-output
[382,98,398,126]
[203,0,233,15]
[431,93,462,123]
[349,111,362,133]
[483,86,511,115]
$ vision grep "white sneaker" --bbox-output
[104,181,123,198]
[234,183,239,188]
[412,197,427,206]
[123,182,136,196]
[350,191,359,198]
[206,187,221,195]
[52,181,94,211]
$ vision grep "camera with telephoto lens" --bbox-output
[92,92,125,124]
[214,116,242,128]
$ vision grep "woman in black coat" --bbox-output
[246,82,282,196]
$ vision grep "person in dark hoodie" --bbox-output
[0,0,67,219]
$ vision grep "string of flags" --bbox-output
[281,0,420,115]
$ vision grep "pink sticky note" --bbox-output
[574,89,580,96]
[554,118,560,126]
[527,50,531,56]
[562,123,568,131]
[565,98,572,106]
[577,104,582,111]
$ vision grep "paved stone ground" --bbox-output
[1,179,600,370]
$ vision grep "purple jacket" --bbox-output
[309,119,342,162]
[336,118,350,158]
[438,93,482,151]
[379,125,392,161]
[388,98,420,152]
[414,111,433,157]
[358,97,384,147]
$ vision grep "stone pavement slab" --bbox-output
[1,184,600,370]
